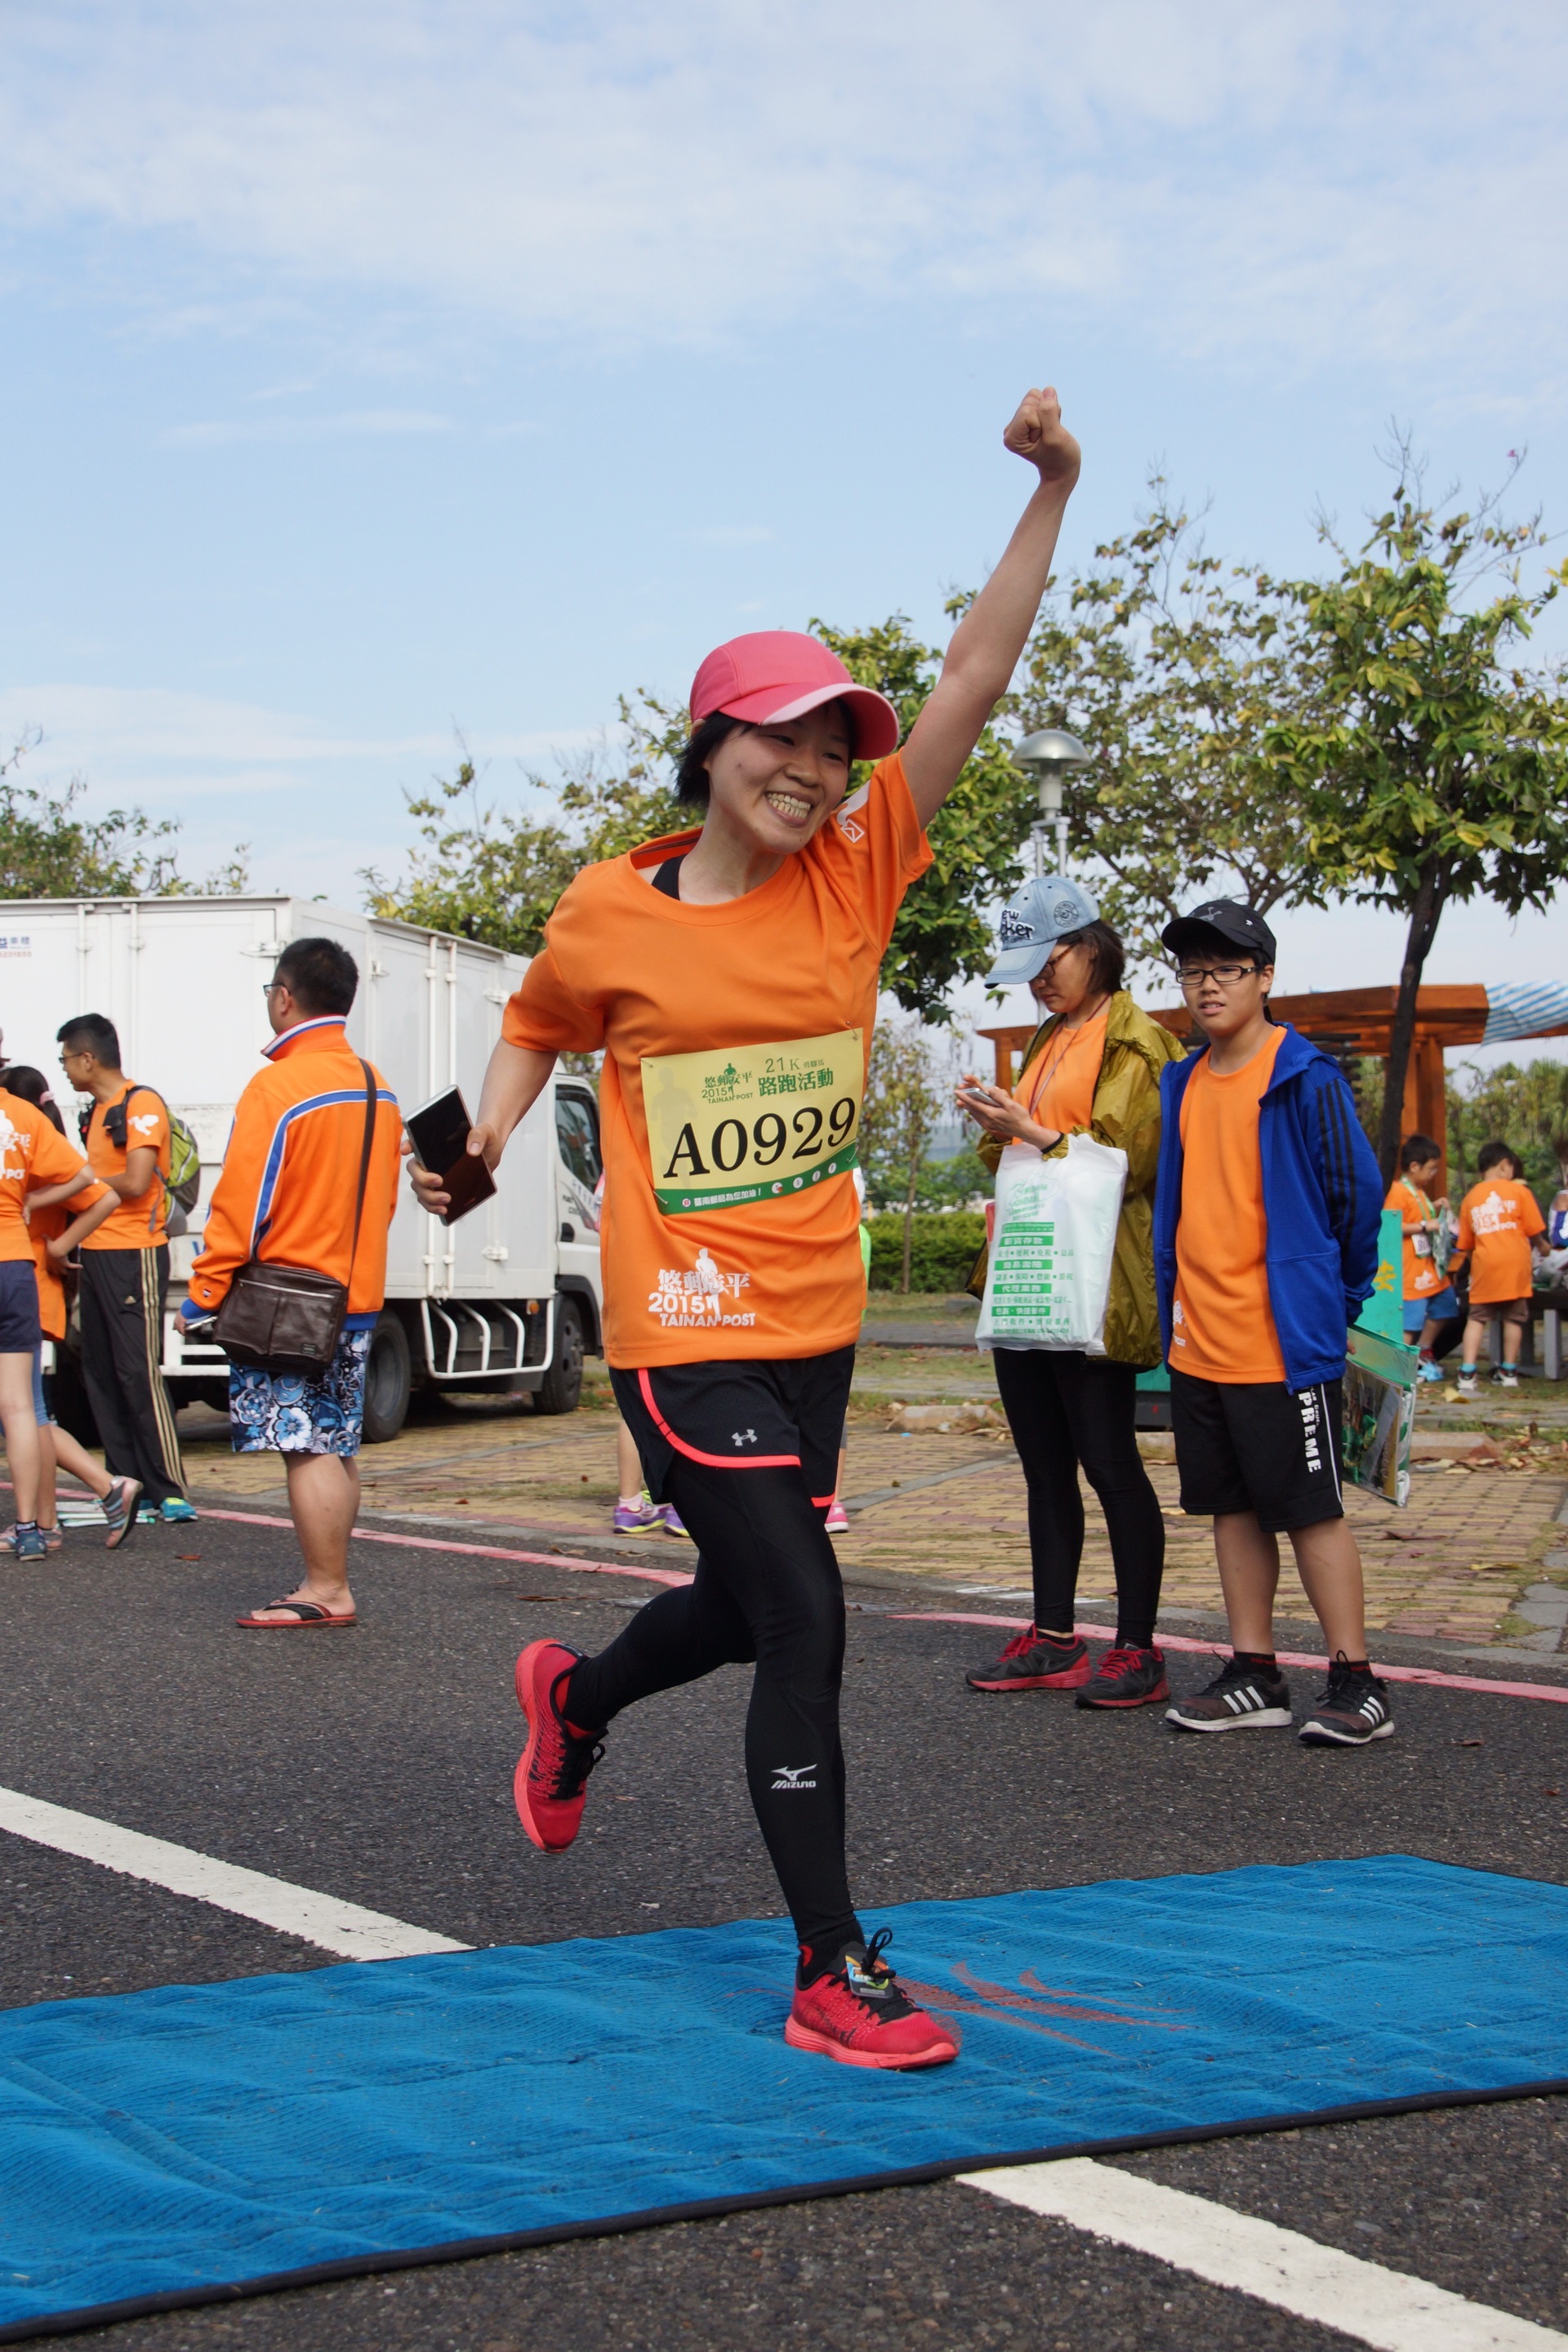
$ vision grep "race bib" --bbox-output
[641,1029,863,1214]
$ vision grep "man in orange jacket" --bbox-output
[180,937,403,1628]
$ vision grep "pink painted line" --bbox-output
[194,1506,696,1588]
[117,1497,1568,1699]
[889,1610,1568,1704]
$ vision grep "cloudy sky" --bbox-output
[2,0,1566,1031]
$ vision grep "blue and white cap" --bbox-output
[986,874,1101,986]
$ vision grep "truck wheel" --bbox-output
[532,1296,584,1415]
[362,1312,412,1444]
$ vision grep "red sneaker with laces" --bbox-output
[786,1931,959,2070]
[1076,1643,1169,1709]
[964,1626,1089,1692]
[513,1640,605,1852]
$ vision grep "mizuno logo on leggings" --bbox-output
[772,1763,817,1790]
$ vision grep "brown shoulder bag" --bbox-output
[214,1062,378,1378]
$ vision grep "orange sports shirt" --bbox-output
[1455,1177,1544,1307]
[80,1084,172,1250]
[0,1088,96,1267]
[1015,1007,1107,1137]
[29,1188,109,1340]
[186,1019,403,1320]
[502,755,932,1367]
[1386,1175,1445,1301]
[1170,1027,1287,1383]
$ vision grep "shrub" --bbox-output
[867,1210,987,1294]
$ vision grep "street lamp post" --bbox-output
[1013,728,1091,875]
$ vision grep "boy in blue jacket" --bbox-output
[1152,902,1392,1746]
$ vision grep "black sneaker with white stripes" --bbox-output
[1165,1656,1293,1733]
[1298,1656,1395,1747]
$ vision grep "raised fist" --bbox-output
[1002,385,1080,488]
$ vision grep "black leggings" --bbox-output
[991,1348,1164,1648]
[564,1459,860,1970]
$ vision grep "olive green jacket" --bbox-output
[969,990,1184,1369]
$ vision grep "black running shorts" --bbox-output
[1170,1367,1345,1532]
[612,1348,855,1513]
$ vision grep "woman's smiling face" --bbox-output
[702,701,854,858]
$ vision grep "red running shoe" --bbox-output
[965,1626,1089,1692]
[513,1640,605,1853]
[1076,1643,1169,1709]
[786,1931,959,2070]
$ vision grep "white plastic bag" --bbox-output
[976,1134,1129,1353]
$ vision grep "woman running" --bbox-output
[415,383,1080,2068]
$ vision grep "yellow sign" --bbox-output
[641,1029,863,1214]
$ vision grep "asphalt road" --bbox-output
[4,1504,1567,2350]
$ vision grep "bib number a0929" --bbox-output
[641,1029,862,1214]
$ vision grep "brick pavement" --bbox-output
[174,1379,1568,1646]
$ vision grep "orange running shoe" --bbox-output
[513,1640,605,1853]
[786,1931,958,2070]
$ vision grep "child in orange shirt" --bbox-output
[1385,1134,1455,1383]
[1448,1141,1547,1394]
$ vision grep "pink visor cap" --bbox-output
[689,631,901,760]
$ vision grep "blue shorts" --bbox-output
[0,1260,42,1353]
[229,1329,372,1458]
[1405,1288,1457,1334]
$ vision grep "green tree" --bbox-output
[362,750,581,954]
[1446,1058,1568,1199]
[370,624,1037,1018]
[813,616,1036,1018]
[1268,455,1568,1184]
[1013,489,1319,967]
[858,1016,945,1290]
[364,707,691,956]
[0,728,239,898]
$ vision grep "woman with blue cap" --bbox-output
[956,875,1181,1708]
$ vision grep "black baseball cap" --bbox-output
[1160,898,1276,965]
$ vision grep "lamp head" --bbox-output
[1013,728,1090,817]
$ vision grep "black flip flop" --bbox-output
[235,1600,357,1630]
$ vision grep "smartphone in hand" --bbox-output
[405,1086,497,1225]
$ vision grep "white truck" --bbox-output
[0,897,604,1441]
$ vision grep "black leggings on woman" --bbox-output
[564,1352,861,1976]
[991,1348,1164,1648]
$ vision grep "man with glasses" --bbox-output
[1149,901,1392,1748]
[177,938,403,1628]
[55,1013,192,1534]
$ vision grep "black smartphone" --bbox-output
[405,1086,497,1225]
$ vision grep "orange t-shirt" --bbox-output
[1386,1176,1445,1300]
[79,1084,170,1250]
[29,1188,108,1339]
[1456,1178,1544,1306]
[1014,1008,1108,1137]
[502,755,932,1366]
[1170,1027,1287,1383]
[0,1089,95,1266]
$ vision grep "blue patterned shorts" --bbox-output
[229,1329,372,1457]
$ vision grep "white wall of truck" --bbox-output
[0,898,602,1437]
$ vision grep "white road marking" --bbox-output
[0,1785,470,1962]
[960,2158,1567,2350]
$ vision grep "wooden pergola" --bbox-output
[978,984,1568,1191]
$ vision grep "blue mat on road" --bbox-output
[2,1855,1567,2337]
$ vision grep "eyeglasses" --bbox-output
[261,981,285,997]
[1176,962,1259,990]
